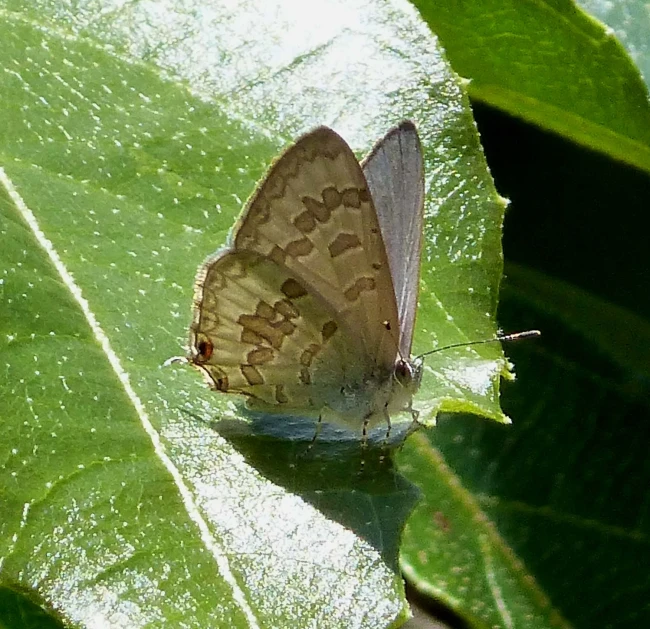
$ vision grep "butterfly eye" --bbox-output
[196,339,214,362]
[394,359,413,386]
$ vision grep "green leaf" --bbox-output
[409,0,650,174]
[0,586,67,629]
[400,433,566,629]
[577,0,650,94]
[0,3,509,628]
[400,263,650,628]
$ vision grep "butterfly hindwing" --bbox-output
[191,250,369,417]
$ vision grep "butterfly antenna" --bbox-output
[415,330,541,360]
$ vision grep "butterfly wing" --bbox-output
[190,250,373,423]
[362,121,424,358]
[232,127,400,371]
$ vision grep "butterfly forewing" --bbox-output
[362,121,424,358]
[232,127,400,370]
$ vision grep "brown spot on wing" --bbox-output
[341,187,364,208]
[321,186,342,211]
[269,246,287,266]
[284,237,314,258]
[247,347,275,365]
[256,301,275,320]
[300,367,311,384]
[294,211,317,234]
[281,278,308,299]
[241,328,265,345]
[238,293,301,350]
[195,338,213,362]
[274,298,300,319]
[344,277,376,302]
[238,314,286,349]
[322,320,338,341]
[241,364,264,386]
[300,343,321,367]
[302,195,334,222]
[276,320,297,335]
[328,233,361,258]
[275,385,288,404]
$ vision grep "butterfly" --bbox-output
[188,121,425,442]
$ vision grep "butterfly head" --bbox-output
[393,356,424,396]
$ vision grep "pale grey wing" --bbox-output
[362,121,424,358]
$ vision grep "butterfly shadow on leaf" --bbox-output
[204,410,421,571]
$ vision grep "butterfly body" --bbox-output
[190,122,424,437]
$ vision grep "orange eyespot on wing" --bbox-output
[195,338,214,362]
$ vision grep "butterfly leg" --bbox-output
[379,405,392,463]
[307,412,324,451]
[361,415,370,449]
[358,414,374,472]
[398,405,422,450]
[383,404,392,443]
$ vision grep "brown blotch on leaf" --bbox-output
[433,511,452,533]
[281,278,308,299]
[328,232,361,258]
[241,364,265,386]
